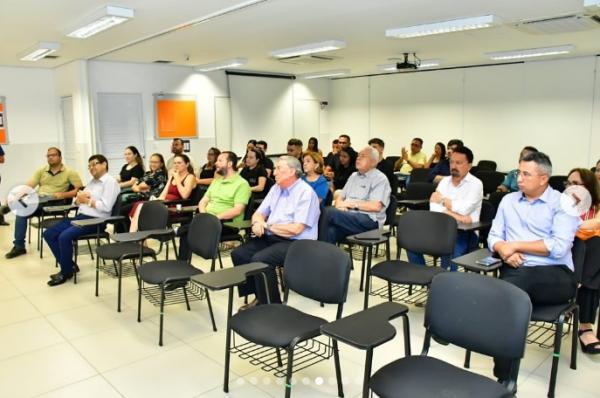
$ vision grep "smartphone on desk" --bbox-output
[475,256,501,267]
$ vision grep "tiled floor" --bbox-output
[0,221,598,398]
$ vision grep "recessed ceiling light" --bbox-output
[378,59,441,71]
[386,15,501,38]
[19,42,60,61]
[194,58,248,72]
[299,69,350,79]
[270,40,346,58]
[485,45,574,60]
[66,5,134,39]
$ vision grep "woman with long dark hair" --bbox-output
[425,142,446,169]
[307,136,322,155]
[240,148,268,198]
[197,147,220,187]
[118,146,145,188]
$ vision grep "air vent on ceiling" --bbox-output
[44,55,59,59]
[514,14,600,34]
[153,60,173,64]
[277,54,337,65]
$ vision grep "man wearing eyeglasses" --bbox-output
[488,151,580,382]
[43,154,119,286]
[4,147,82,259]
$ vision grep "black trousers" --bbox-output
[230,235,293,304]
[577,286,599,324]
[494,264,577,380]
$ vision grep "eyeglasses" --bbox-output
[515,170,542,178]
[564,181,583,187]
[87,161,100,168]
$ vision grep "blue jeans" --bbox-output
[322,207,379,244]
[13,215,31,248]
[43,214,97,275]
[407,230,479,271]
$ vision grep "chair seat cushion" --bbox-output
[138,260,202,285]
[371,260,445,286]
[96,242,156,260]
[531,303,575,323]
[230,304,327,348]
[370,356,511,398]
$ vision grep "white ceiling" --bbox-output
[1,0,599,76]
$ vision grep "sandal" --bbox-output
[578,329,600,354]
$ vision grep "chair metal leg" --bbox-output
[223,288,234,393]
[571,307,579,370]
[95,254,100,297]
[216,249,223,271]
[183,285,191,311]
[333,340,344,397]
[359,245,366,292]
[137,280,143,322]
[464,350,471,368]
[159,285,166,346]
[387,281,392,302]
[284,347,295,398]
[548,315,566,398]
[276,348,283,367]
[117,260,123,312]
[402,314,411,356]
[87,239,94,260]
[362,349,373,398]
[205,289,217,332]
[363,246,373,310]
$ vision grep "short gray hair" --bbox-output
[521,151,552,176]
[277,155,303,178]
[360,146,379,163]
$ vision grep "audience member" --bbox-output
[595,159,600,183]
[301,151,329,204]
[240,147,268,199]
[197,147,220,188]
[332,148,356,190]
[177,151,251,260]
[286,138,303,161]
[44,154,119,286]
[255,140,274,177]
[117,146,144,189]
[232,155,320,308]
[307,136,323,155]
[566,168,600,353]
[324,138,340,167]
[5,147,83,259]
[407,146,483,271]
[488,151,580,380]
[394,137,427,174]
[322,146,391,244]
[424,142,446,169]
[166,138,197,173]
[246,139,257,151]
[497,146,538,193]
[428,139,463,183]
[368,137,396,193]
[158,154,196,201]
[331,134,357,172]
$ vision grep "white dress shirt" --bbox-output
[79,173,120,218]
[430,173,483,222]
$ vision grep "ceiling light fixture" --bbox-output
[270,40,346,58]
[66,5,134,39]
[378,59,441,71]
[300,69,350,79]
[386,15,501,38]
[194,58,248,72]
[19,42,60,61]
[485,45,574,60]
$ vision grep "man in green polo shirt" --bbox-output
[5,147,82,259]
[177,151,251,260]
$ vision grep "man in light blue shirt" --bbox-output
[488,151,579,381]
[231,155,320,307]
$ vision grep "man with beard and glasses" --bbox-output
[176,151,251,261]
[407,146,483,271]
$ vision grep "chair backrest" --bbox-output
[480,199,496,223]
[549,175,567,193]
[384,194,397,227]
[396,210,457,257]
[477,160,497,171]
[138,201,169,231]
[188,185,205,204]
[405,182,435,200]
[284,240,351,304]
[385,156,400,169]
[426,272,531,359]
[187,213,222,259]
[323,189,334,207]
[488,190,508,212]
[111,193,123,216]
[474,170,505,196]
[409,168,430,183]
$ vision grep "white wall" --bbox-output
[0,66,59,198]
[329,56,600,174]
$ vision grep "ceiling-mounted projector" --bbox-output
[395,52,420,70]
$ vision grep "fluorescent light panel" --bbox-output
[194,58,247,72]
[19,42,60,61]
[300,69,350,79]
[271,40,346,58]
[378,59,441,71]
[66,5,134,39]
[386,15,500,38]
[485,45,574,60]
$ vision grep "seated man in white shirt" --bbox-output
[44,154,120,286]
[407,146,483,271]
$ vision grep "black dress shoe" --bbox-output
[50,265,79,280]
[47,273,73,286]
[5,246,26,259]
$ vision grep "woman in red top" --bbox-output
[567,168,600,354]
[159,154,196,201]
